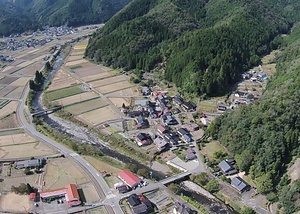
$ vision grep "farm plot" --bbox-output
[76,106,119,126]
[5,87,24,99]
[106,87,140,97]
[68,55,84,61]
[0,142,55,159]
[55,91,98,106]
[109,98,131,108]
[0,193,30,213]
[0,133,35,147]
[64,98,108,115]
[0,76,18,85]
[43,158,88,190]
[88,75,127,88]
[65,59,88,67]
[97,81,133,94]
[15,62,43,76]
[0,113,19,129]
[45,85,84,101]
[10,77,30,86]
[73,64,105,77]
[1,65,15,73]
[47,69,79,91]
[10,59,25,66]
[82,72,113,82]
[0,101,18,118]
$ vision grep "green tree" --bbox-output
[205,179,219,193]
[125,163,137,173]
[190,172,209,186]
[255,173,273,194]
[137,168,148,178]
[240,207,256,214]
[168,183,181,195]
[24,167,31,175]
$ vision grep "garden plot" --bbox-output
[0,76,19,85]
[82,72,113,82]
[65,98,108,115]
[5,87,24,99]
[96,81,133,94]
[43,158,88,190]
[54,91,98,106]
[65,59,88,67]
[0,101,18,118]
[45,85,84,101]
[0,133,35,147]
[10,77,30,86]
[47,69,79,91]
[76,106,119,126]
[88,75,127,88]
[0,142,55,159]
[109,98,131,108]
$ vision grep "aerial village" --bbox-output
[0,24,274,214]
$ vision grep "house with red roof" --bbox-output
[118,170,141,189]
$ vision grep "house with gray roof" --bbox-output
[218,160,238,175]
[231,176,250,193]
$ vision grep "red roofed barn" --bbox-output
[118,170,141,189]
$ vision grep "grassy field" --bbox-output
[201,140,229,160]
[69,65,82,70]
[0,129,23,136]
[45,85,84,101]
[64,98,108,115]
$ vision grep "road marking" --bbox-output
[96,173,100,177]
[86,163,90,166]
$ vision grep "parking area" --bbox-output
[32,199,68,214]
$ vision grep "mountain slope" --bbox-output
[85,0,299,96]
[0,0,131,36]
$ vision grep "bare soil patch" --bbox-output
[0,114,19,129]
[5,86,24,99]
[109,97,131,108]
[0,76,18,85]
[10,77,30,86]
[0,101,18,118]
[54,91,98,106]
[65,98,108,115]
[76,106,119,126]
[83,156,121,175]
[47,69,79,91]
[106,87,140,97]
[97,81,133,94]
[0,85,17,97]
[74,64,106,77]
[15,62,43,76]
[288,158,300,182]
[0,133,35,146]
[82,72,113,82]
[43,158,88,190]
[65,59,88,67]
[79,183,100,203]
[0,193,30,213]
[68,55,84,61]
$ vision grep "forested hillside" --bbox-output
[86,0,300,96]
[0,0,131,36]
[208,24,300,213]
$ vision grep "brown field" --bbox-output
[106,87,140,97]
[16,60,35,68]
[82,72,114,82]
[0,101,18,118]
[47,69,79,91]
[65,59,88,67]
[1,65,15,73]
[79,183,100,203]
[0,85,17,97]
[0,193,30,213]
[15,62,43,76]
[10,59,25,66]
[5,86,24,99]
[54,91,98,106]
[43,158,88,190]
[65,98,108,115]
[0,133,35,146]
[0,113,19,129]
[97,81,133,94]
[109,97,131,108]
[0,76,19,85]
[74,64,106,77]
[71,49,85,55]
[10,77,30,86]
[76,106,119,126]
[83,156,121,175]
[201,140,230,160]
[88,75,127,88]
[0,142,55,158]
[68,55,84,61]
[74,44,87,50]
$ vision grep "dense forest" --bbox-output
[0,0,131,36]
[86,0,300,96]
[208,24,300,213]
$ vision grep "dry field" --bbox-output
[83,156,121,175]
[16,60,35,68]
[106,87,140,97]
[109,97,131,108]
[47,69,79,91]
[0,193,30,213]
[65,98,108,115]
[0,76,19,85]
[68,55,84,61]
[15,62,43,76]
[74,64,105,77]
[43,158,88,190]
[0,114,19,129]
[79,183,100,203]
[0,133,35,146]
[1,65,15,73]
[10,77,31,86]
[82,72,114,82]
[97,81,133,94]
[0,142,55,159]
[0,101,18,118]
[10,59,25,66]
[65,59,88,67]
[88,75,127,88]
[5,86,24,99]
[0,86,17,97]
[54,91,98,106]
[76,106,120,126]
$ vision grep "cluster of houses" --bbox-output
[127,194,154,214]
[0,55,14,64]
[242,69,267,82]
[218,159,250,193]
[15,158,45,169]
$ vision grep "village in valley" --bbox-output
[0,25,277,214]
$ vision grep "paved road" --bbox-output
[17,78,122,214]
